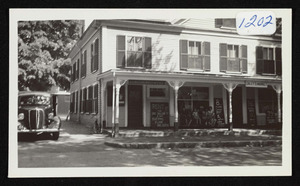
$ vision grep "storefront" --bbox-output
[98,69,282,135]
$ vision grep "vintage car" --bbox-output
[18,91,62,140]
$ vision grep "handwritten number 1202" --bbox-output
[239,15,273,28]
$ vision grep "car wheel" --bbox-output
[51,132,60,140]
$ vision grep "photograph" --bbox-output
[9,9,292,177]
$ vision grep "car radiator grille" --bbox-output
[27,109,44,129]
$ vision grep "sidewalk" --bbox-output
[61,121,282,149]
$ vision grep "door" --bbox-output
[231,87,243,126]
[128,85,143,128]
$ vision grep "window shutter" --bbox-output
[91,44,94,72]
[70,93,73,112]
[76,60,79,79]
[180,40,188,70]
[94,38,99,71]
[220,43,227,72]
[84,51,87,77]
[80,53,83,77]
[71,64,74,82]
[256,46,264,74]
[117,35,125,68]
[94,84,98,113]
[203,42,210,71]
[275,47,282,76]
[144,37,152,69]
[76,91,78,113]
[240,45,248,73]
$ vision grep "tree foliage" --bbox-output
[18,20,83,91]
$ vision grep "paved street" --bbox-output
[18,121,282,167]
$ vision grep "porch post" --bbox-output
[100,79,106,133]
[111,79,116,137]
[174,86,179,130]
[272,84,282,123]
[114,79,127,137]
[223,83,238,131]
[115,84,120,137]
[167,80,185,131]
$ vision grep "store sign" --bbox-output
[247,99,257,126]
[129,80,165,85]
[151,102,169,127]
[245,81,268,88]
[214,98,225,126]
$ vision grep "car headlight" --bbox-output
[48,112,54,119]
[18,113,24,120]
[52,116,61,129]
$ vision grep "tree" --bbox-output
[18,20,83,91]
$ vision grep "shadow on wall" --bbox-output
[152,34,177,72]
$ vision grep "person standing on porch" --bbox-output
[192,108,200,126]
[207,106,216,127]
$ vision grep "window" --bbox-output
[215,18,236,29]
[117,35,152,69]
[81,50,87,78]
[148,86,168,98]
[220,43,247,73]
[72,63,76,82]
[92,84,98,113]
[180,40,210,71]
[75,59,79,80]
[87,86,93,113]
[80,88,87,113]
[256,47,281,75]
[91,38,99,72]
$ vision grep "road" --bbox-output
[18,121,282,167]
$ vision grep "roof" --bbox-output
[18,91,52,97]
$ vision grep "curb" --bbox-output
[104,140,282,149]
[102,129,282,138]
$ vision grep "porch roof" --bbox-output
[97,69,282,86]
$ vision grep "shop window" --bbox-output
[220,43,247,73]
[256,46,281,75]
[180,40,210,71]
[107,85,125,106]
[117,35,152,69]
[178,86,209,126]
[258,88,277,114]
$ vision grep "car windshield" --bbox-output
[19,95,51,106]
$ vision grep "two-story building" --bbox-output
[68,19,282,135]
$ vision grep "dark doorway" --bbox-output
[228,87,243,127]
[128,85,143,128]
